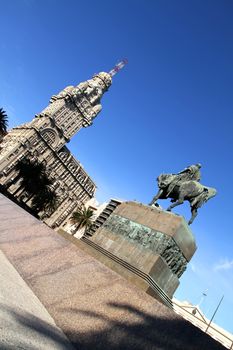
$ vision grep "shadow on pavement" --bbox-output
[60,302,225,350]
[0,303,74,350]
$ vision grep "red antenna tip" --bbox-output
[109,59,128,77]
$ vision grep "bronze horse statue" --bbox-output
[149,174,217,225]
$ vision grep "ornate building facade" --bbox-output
[0,71,113,229]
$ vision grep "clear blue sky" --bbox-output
[1,0,233,334]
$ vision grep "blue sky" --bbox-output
[1,0,233,333]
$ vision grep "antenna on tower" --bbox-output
[109,59,128,77]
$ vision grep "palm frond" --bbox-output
[70,206,94,234]
[0,108,8,135]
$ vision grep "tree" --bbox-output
[31,185,58,216]
[70,206,94,235]
[2,158,44,193]
[7,157,58,217]
[14,158,47,195]
[0,108,8,138]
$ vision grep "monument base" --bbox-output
[91,201,197,299]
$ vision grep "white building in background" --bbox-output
[63,198,122,239]
[173,298,233,349]
[63,198,108,238]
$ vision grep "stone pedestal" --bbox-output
[91,201,197,298]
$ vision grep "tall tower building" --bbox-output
[0,61,127,228]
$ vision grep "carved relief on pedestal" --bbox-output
[103,214,188,278]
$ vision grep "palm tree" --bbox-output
[70,206,94,236]
[0,108,8,139]
[5,157,58,217]
[31,185,58,216]
[3,158,46,194]
[19,159,58,216]
[14,158,47,195]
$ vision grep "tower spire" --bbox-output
[108,59,128,77]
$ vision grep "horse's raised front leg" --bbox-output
[167,197,184,212]
[149,189,163,206]
[188,208,197,225]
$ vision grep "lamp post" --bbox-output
[205,295,224,333]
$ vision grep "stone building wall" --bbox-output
[0,71,112,228]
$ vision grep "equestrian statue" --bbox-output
[149,164,217,225]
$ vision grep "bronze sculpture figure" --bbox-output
[149,165,217,225]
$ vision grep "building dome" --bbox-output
[93,72,112,89]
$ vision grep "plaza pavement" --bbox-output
[0,249,75,349]
[0,194,226,350]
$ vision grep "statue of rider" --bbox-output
[166,163,202,197]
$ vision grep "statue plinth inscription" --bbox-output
[91,201,197,299]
